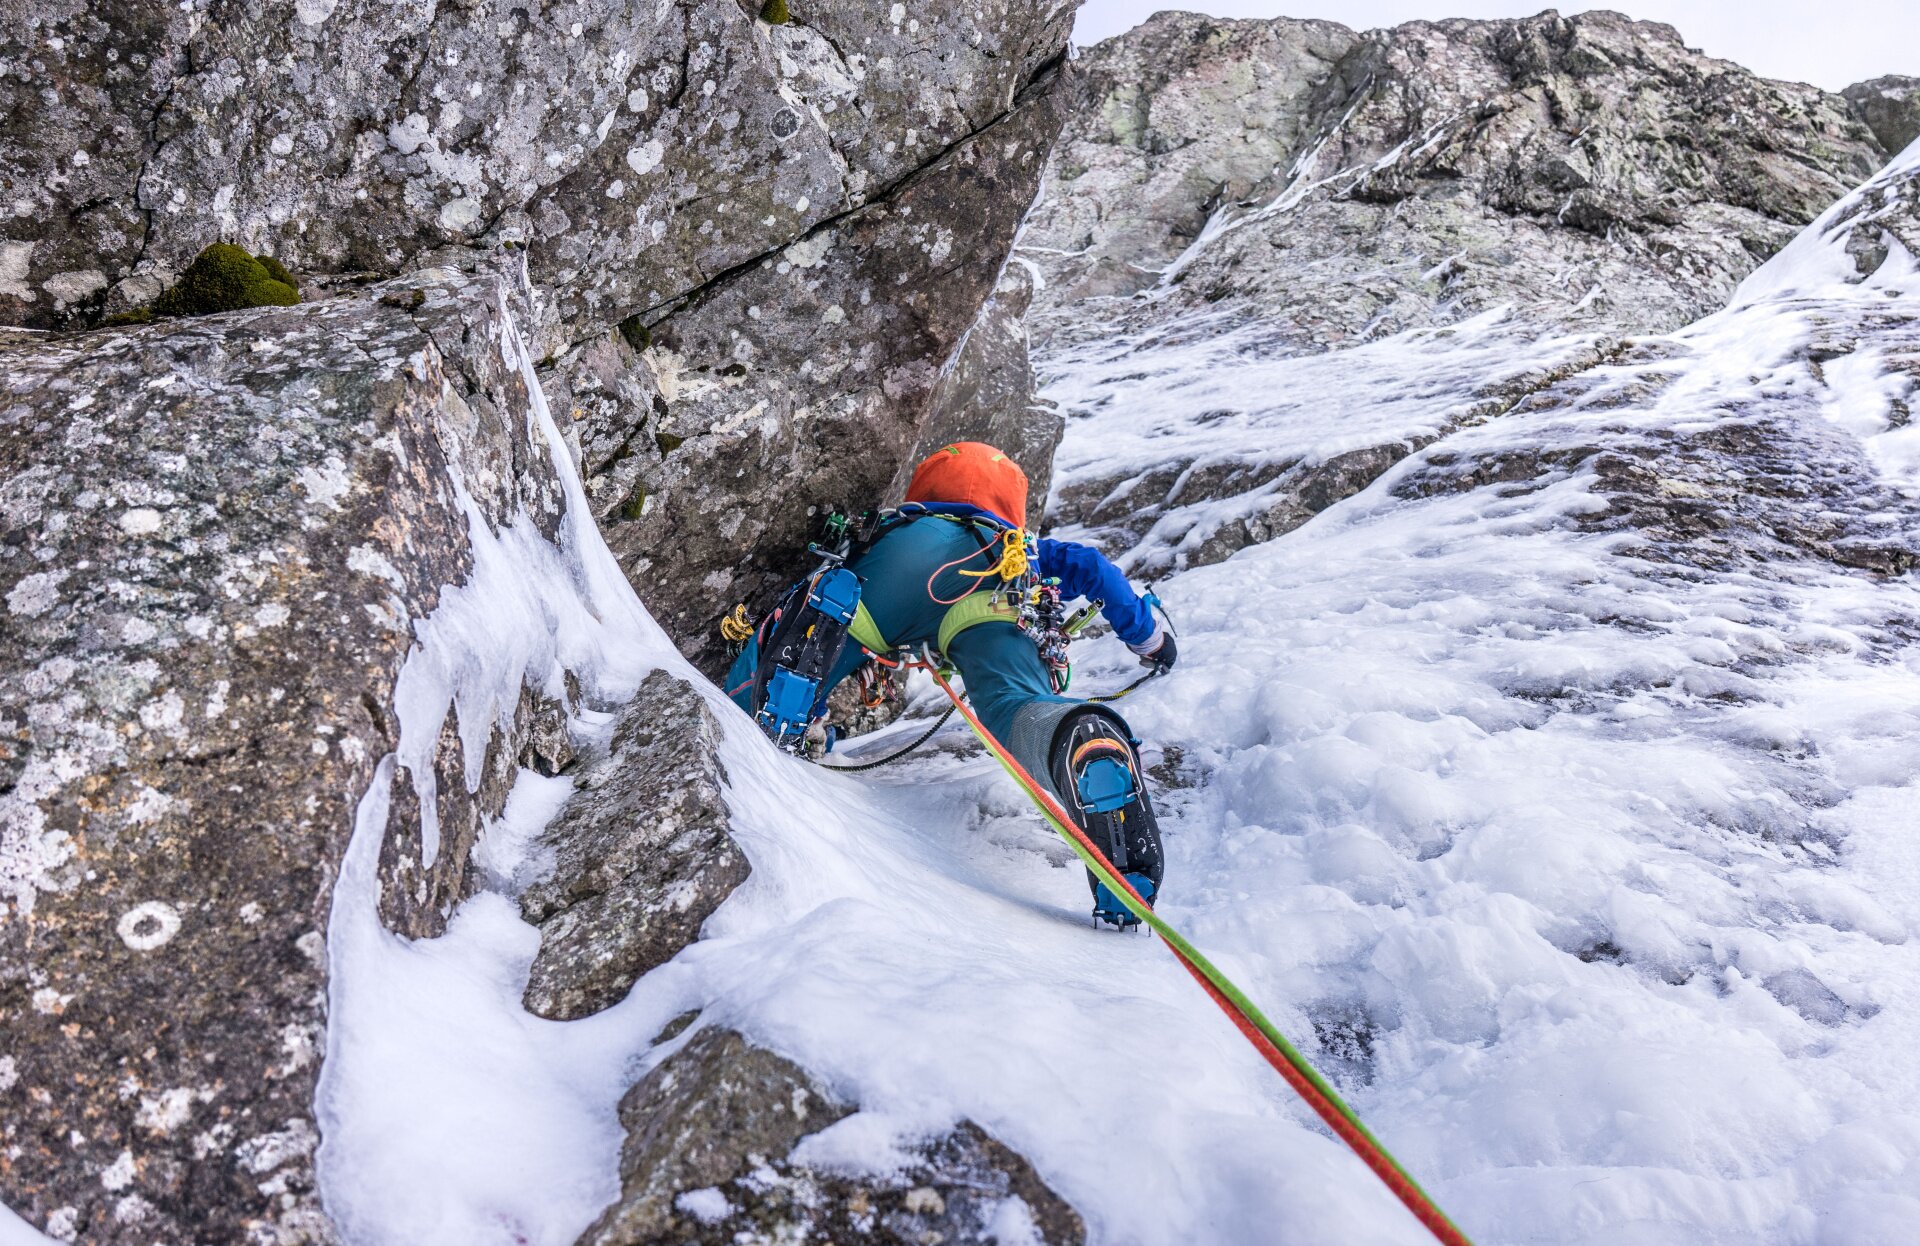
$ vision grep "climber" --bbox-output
[726,442,1178,927]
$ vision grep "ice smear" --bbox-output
[1025,147,1920,1242]
[313,278,1440,1244]
[1730,136,1920,307]
[314,287,692,1244]
[1040,305,1605,571]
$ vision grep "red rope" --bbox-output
[1166,949,1472,1246]
[910,660,1474,1246]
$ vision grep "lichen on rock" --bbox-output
[0,263,575,1242]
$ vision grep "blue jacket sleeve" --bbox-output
[1036,538,1158,647]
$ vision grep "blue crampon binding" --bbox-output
[808,565,860,625]
[1068,737,1157,929]
[1075,756,1137,813]
[1094,872,1156,929]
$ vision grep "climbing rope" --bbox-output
[958,526,1030,582]
[825,661,1156,772]
[907,658,1477,1246]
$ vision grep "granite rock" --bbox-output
[1844,75,1920,158]
[1025,10,1886,347]
[0,265,584,1242]
[519,669,747,1021]
[578,1027,1085,1246]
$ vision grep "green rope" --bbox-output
[920,663,1476,1245]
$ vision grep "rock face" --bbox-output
[2,0,1077,667]
[1391,152,1920,617]
[1,1,1084,1237]
[579,1027,1085,1246]
[0,0,1066,336]
[911,256,1066,522]
[1845,76,1920,158]
[1023,10,1890,575]
[581,61,1072,670]
[519,669,747,1021]
[0,265,582,1242]
[1024,10,1885,348]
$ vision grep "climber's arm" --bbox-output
[1036,538,1160,648]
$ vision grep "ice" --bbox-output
[313,287,698,1244]
[1040,305,1608,574]
[1730,136,1920,308]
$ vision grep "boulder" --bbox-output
[0,264,578,1243]
[579,1027,1085,1246]
[519,669,747,1021]
[1844,76,1920,157]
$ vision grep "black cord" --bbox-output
[821,704,958,772]
[1085,667,1166,704]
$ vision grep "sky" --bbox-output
[1071,0,1918,92]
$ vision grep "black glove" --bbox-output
[1129,630,1178,672]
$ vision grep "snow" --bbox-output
[674,1187,736,1224]
[313,287,685,1243]
[0,1205,50,1246]
[1731,137,1920,308]
[1042,305,1605,573]
[304,159,1920,1245]
[13,159,1918,1244]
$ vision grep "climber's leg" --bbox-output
[947,622,1165,926]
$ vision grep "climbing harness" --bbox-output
[728,505,1159,757]
[903,653,1477,1246]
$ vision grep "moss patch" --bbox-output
[654,431,685,455]
[104,307,155,327]
[621,485,649,521]
[152,243,302,318]
[760,0,790,24]
[256,254,300,292]
[617,314,651,352]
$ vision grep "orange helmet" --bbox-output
[904,442,1029,529]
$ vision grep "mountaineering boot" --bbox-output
[1048,711,1164,930]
